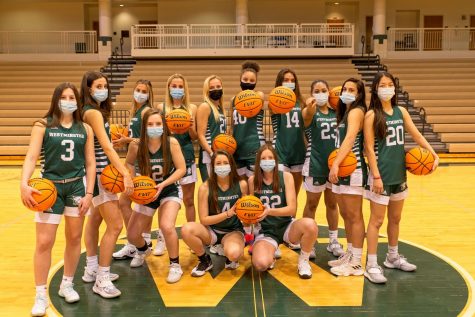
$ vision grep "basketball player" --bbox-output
[302,80,344,258]
[20,83,95,316]
[249,144,318,279]
[230,61,266,253]
[80,71,134,298]
[126,109,186,284]
[363,72,439,283]
[181,150,248,277]
[197,75,227,182]
[328,78,367,277]
[113,79,157,262]
[271,68,306,197]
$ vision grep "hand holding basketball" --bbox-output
[23,178,57,212]
[256,206,270,223]
[20,182,42,210]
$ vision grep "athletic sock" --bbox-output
[198,253,209,263]
[347,243,353,253]
[329,230,338,241]
[86,255,98,270]
[142,233,152,245]
[367,254,378,266]
[169,256,179,265]
[137,242,149,252]
[388,245,399,260]
[60,276,73,288]
[299,250,311,261]
[36,285,47,297]
[351,248,363,265]
[97,266,110,278]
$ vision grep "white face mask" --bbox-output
[260,159,275,172]
[313,92,329,107]
[377,87,395,102]
[340,92,356,105]
[134,91,149,104]
[92,88,108,103]
[282,82,295,90]
[214,164,231,177]
[59,100,78,114]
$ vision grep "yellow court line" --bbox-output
[251,265,258,317]
[258,271,267,317]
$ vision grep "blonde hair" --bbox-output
[202,75,224,121]
[164,74,191,115]
[130,79,154,120]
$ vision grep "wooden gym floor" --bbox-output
[0,158,474,317]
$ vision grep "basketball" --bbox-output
[27,178,57,212]
[405,147,435,175]
[327,149,357,177]
[212,133,237,155]
[234,90,263,118]
[235,195,264,225]
[165,108,192,134]
[100,164,124,194]
[329,86,342,110]
[268,86,297,114]
[130,176,158,205]
[110,123,128,141]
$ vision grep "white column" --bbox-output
[372,0,387,57]
[98,0,112,60]
[236,0,248,47]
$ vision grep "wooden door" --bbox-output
[365,16,373,54]
[424,15,443,50]
[470,16,475,50]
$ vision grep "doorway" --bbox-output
[424,15,443,50]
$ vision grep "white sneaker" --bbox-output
[112,244,137,260]
[153,230,166,256]
[167,263,183,283]
[328,251,351,267]
[31,294,48,317]
[364,264,388,284]
[209,244,225,256]
[130,248,151,268]
[82,267,119,283]
[309,248,316,259]
[274,247,282,259]
[298,257,312,279]
[268,259,276,270]
[384,254,417,272]
[225,259,239,270]
[92,275,121,298]
[191,256,213,277]
[326,240,345,257]
[58,282,80,303]
[330,260,364,276]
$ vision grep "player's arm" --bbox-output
[188,103,198,141]
[160,137,186,187]
[196,103,213,155]
[79,123,96,215]
[125,139,139,177]
[20,122,45,208]
[268,171,297,218]
[302,96,317,128]
[400,106,439,171]
[197,182,231,226]
[363,111,384,194]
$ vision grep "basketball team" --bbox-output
[19,60,439,316]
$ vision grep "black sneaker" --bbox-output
[191,256,213,277]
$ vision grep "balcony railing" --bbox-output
[0,31,97,54]
[131,23,354,57]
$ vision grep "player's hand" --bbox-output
[112,134,127,147]
[305,96,317,110]
[257,207,270,223]
[226,204,237,217]
[329,165,339,184]
[372,178,384,195]
[78,194,92,216]
[20,184,41,209]
[124,174,134,196]
[430,154,440,173]
[151,182,165,201]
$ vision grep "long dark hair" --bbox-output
[80,71,112,121]
[310,79,330,111]
[336,78,367,125]
[39,82,82,128]
[137,109,172,178]
[275,68,304,105]
[369,72,398,140]
[208,150,240,214]
[253,144,280,194]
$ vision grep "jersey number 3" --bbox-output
[60,140,75,161]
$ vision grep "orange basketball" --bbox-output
[130,176,157,205]
[405,147,435,175]
[329,86,342,110]
[100,164,124,194]
[327,149,357,177]
[212,133,237,155]
[27,178,57,212]
[165,108,192,134]
[234,90,263,118]
[268,86,297,114]
[236,195,264,225]
[110,123,128,141]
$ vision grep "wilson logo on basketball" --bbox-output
[240,201,261,208]
[237,91,256,100]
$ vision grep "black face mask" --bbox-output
[240,82,256,91]
[209,89,223,101]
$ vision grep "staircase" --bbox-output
[352,55,448,153]
[100,54,136,101]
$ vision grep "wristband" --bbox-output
[86,192,93,196]
[373,176,381,180]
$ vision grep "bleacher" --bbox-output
[383,59,475,153]
[0,61,104,156]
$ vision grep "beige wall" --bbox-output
[157,0,235,24]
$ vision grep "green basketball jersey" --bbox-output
[147,139,175,183]
[303,108,337,177]
[254,171,292,232]
[164,105,195,166]
[129,103,149,138]
[231,97,265,162]
[40,119,87,180]
[204,104,226,149]
[82,105,110,174]
[272,101,306,166]
[335,107,367,185]
[374,106,407,184]
[208,182,243,233]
